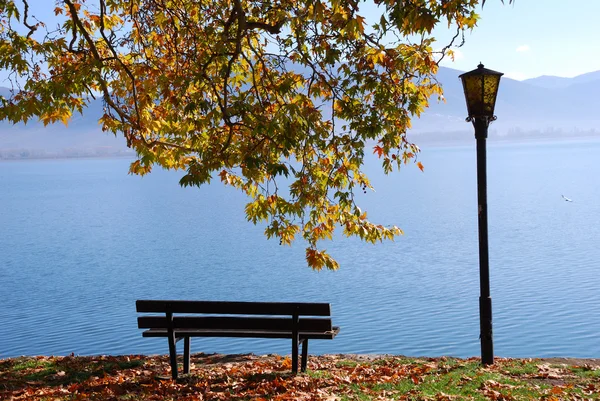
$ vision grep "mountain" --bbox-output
[2,66,600,159]
[0,92,131,159]
[522,70,600,89]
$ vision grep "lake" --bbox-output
[1,138,599,359]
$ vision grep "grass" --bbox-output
[567,364,600,379]
[1,353,599,400]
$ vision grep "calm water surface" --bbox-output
[1,139,599,359]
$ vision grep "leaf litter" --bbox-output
[1,353,599,400]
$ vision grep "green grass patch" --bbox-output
[335,360,359,368]
[498,358,540,376]
[11,358,57,372]
[23,366,59,382]
[568,365,600,379]
[305,369,333,379]
[378,356,420,366]
[332,358,600,401]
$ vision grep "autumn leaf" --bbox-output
[373,145,384,158]
[281,357,292,370]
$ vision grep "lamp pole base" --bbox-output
[480,296,494,365]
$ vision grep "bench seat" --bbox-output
[142,328,339,339]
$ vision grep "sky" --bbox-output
[429,0,600,80]
[2,0,599,82]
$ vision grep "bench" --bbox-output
[136,300,340,379]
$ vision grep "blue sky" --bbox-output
[3,1,599,82]
[430,0,600,80]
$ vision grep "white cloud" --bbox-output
[435,48,464,65]
[450,49,464,60]
[446,49,465,61]
[516,45,530,52]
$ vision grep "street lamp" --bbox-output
[459,63,503,366]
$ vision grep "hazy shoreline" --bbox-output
[2,133,599,162]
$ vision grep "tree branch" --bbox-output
[20,0,37,37]
[98,0,142,129]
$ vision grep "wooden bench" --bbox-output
[136,300,340,379]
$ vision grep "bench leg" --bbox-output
[292,334,299,374]
[301,339,308,372]
[168,332,178,380]
[183,337,191,374]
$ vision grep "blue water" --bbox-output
[1,139,599,359]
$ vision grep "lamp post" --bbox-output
[459,63,503,366]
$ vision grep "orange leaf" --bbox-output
[417,161,424,172]
[281,357,292,369]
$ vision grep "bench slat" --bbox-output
[141,326,340,340]
[136,300,331,316]
[138,316,333,332]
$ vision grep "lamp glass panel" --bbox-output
[462,74,484,117]
[482,74,501,116]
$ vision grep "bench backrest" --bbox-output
[136,300,333,332]
[136,300,331,316]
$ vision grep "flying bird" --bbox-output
[561,194,573,202]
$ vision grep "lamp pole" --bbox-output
[459,63,503,366]
[474,116,493,365]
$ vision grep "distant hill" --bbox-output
[0,93,132,160]
[522,70,600,89]
[2,66,600,159]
